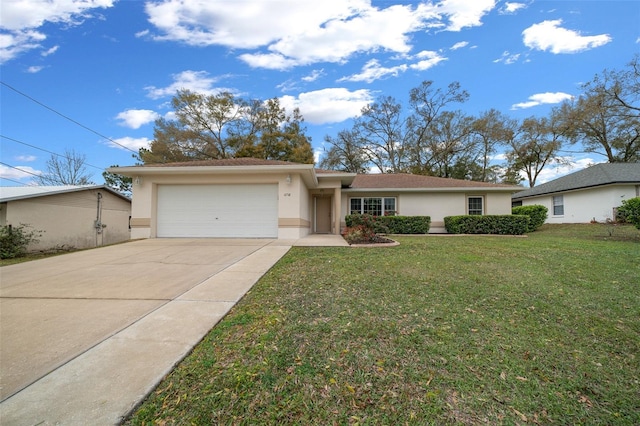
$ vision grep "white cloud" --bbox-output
[145,70,234,99]
[0,164,41,180]
[522,19,612,54]
[15,155,37,162]
[41,45,58,56]
[0,29,46,64]
[493,51,520,64]
[500,2,527,14]
[0,0,114,30]
[280,88,374,125]
[450,41,469,50]
[534,157,602,184]
[339,59,408,83]
[438,0,496,32]
[276,79,298,93]
[0,0,114,63]
[339,51,445,83]
[409,50,447,70]
[135,29,150,38]
[107,136,152,151]
[511,92,573,109]
[115,109,160,129]
[143,0,495,70]
[27,65,44,73]
[302,69,325,83]
[237,52,300,70]
[145,0,372,48]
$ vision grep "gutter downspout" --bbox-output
[95,192,103,247]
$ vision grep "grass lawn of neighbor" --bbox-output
[126,224,640,425]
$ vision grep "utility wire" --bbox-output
[0,177,33,186]
[0,81,139,155]
[1,134,106,171]
[0,161,42,178]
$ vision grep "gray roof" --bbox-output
[512,163,640,200]
[0,185,130,203]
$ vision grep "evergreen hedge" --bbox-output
[617,197,640,229]
[345,214,431,234]
[512,204,548,232]
[444,215,529,235]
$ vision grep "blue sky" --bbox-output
[1,0,638,186]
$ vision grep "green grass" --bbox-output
[0,251,68,266]
[126,224,640,425]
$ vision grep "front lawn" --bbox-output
[126,224,640,425]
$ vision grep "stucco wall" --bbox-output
[520,184,639,223]
[279,173,311,239]
[341,191,516,232]
[3,189,131,251]
[485,193,513,215]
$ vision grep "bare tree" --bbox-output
[319,129,370,173]
[420,110,476,178]
[506,116,566,187]
[320,81,472,175]
[36,149,94,186]
[558,57,640,162]
[470,109,516,181]
[356,96,408,173]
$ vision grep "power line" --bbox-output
[0,177,33,186]
[0,81,139,155]
[0,161,42,178]
[1,134,106,171]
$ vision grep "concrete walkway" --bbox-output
[0,235,347,425]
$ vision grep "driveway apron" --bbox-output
[0,238,291,425]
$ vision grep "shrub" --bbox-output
[377,215,431,234]
[0,224,43,259]
[512,205,548,232]
[345,214,390,234]
[345,214,431,234]
[341,225,377,244]
[444,215,529,235]
[617,197,640,229]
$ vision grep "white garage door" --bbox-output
[157,184,278,238]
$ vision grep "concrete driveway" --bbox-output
[0,238,294,425]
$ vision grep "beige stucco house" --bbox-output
[109,159,520,239]
[0,185,131,251]
[512,163,640,224]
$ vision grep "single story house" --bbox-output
[512,163,640,223]
[0,185,131,251]
[109,158,521,239]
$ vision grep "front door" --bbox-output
[315,197,332,233]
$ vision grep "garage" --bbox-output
[157,184,278,238]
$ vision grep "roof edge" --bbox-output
[512,181,638,199]
[0,185,130,203]
[108,164,315,176]
[344,186,521,193]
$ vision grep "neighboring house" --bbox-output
[0,185,131,251]
[109,158,520,239]
[512,163,640,224]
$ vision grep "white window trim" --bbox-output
[349,197,396,216]
[467,196,484,215]
[552,195,564,216]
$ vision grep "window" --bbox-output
[553,195,564,215]
[468,196,483,215]
[350,197,396,216]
